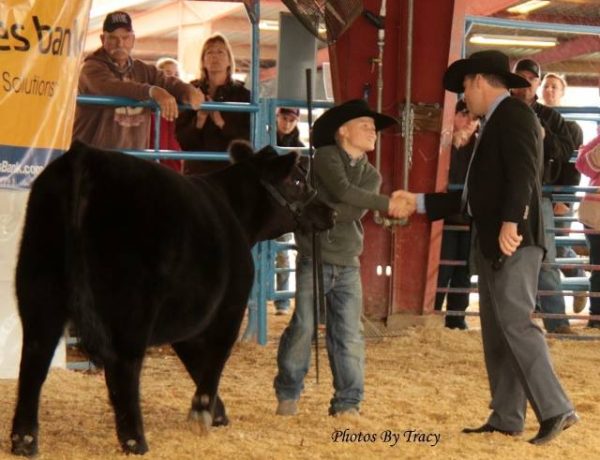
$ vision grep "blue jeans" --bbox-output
[275,233,292,311]
[274,257,364,414]
[555,205,585,277]
[537,197,569,331]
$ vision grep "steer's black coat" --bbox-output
[10,141,334,456]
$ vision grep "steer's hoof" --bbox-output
[11,433,38,457]
[121,438,149,455]
[188,409,213,428]
[212,414,229,427]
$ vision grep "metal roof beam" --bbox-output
[529,35,600,65]
[466,0,519,16]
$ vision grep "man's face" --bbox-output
[541,76,564,107]
[338,116,377,153]
[512,69,539,103]
[277,112,298,135]
[462,75,485,117]
[101,28,135,63]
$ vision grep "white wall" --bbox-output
[0,189,65,379]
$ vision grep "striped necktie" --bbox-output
[460,117,486,214]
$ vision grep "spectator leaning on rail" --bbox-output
[73,11,203,150]
[176,33,251,175]
[274,107,305,316]
[274,99,412,418]
[541,71,586,312]
[511,58,576,334]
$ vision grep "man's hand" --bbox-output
[452,129,470,148]
[554,202,570,216]
[498,221,522,256]
[389,190,417,218]
[150,86,179,122]
[185,87,204,110]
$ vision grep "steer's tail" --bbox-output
[65,144,114,366]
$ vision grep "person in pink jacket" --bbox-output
[575,132,600,328]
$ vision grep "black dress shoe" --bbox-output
[529,410,580,445]
[462,423,522,436]
[445,318,468,330]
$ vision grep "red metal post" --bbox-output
[328,0,469,319]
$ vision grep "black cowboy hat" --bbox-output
[312,99,398,148]
[443,50,530,93]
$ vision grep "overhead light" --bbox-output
[507,1,551,14]
[259,19,326,35]
[469,34,557,48]
[259,20,279,31]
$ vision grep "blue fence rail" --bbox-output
[71,92,600,351]
[75,93,332,346]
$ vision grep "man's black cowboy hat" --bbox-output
[443,50,530,93]
[312,99,398,148]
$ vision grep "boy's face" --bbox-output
[338,116,377,153]
[277,112,298,135]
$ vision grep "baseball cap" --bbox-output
[103,11,133,33]
[278,107,300,118]
[514,59,541,78]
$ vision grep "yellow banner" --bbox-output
[0,0,91,187]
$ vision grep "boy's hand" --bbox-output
[389,190,416,218]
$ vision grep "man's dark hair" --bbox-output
[481,74,508,89]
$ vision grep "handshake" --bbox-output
[387,190,418,219]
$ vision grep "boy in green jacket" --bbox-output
[274,99,407,416]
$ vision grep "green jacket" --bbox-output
[295,144,389,266]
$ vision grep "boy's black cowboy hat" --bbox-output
[443,50,530,93]
[312,99,398,148]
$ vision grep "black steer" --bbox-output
[10,140,334,456]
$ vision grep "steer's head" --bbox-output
[228,141,335,242]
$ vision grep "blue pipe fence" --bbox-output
[72,92,598,349]
[441,180,600,328]
[75,93,332,346]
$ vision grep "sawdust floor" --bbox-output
[1,303,599,460]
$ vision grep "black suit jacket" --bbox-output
[425,96,546,260]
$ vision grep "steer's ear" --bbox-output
[254,144,279,160]
[228,140,255,163]
[262,152,298,183]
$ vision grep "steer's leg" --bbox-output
[172,339,229,427]
[11,286,67,457]
[172,303,246,428]
[103,354,148,455]
[11,213,68,458]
